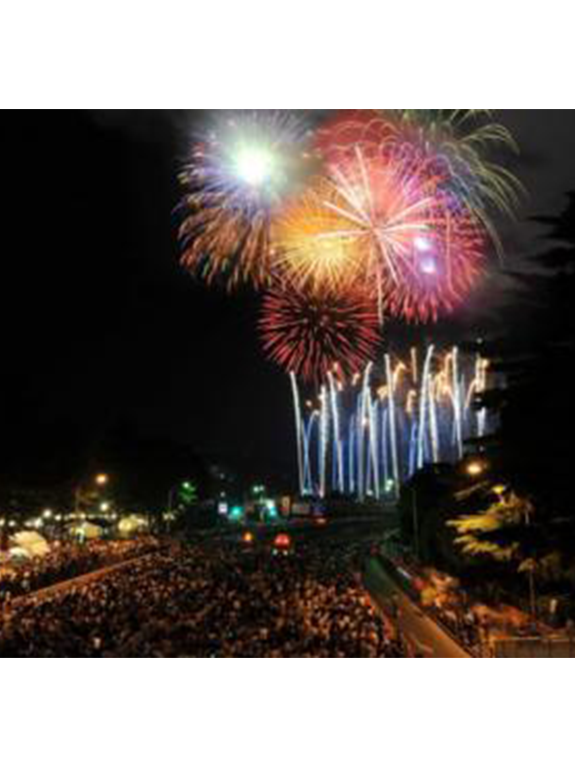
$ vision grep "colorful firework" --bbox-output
[276,139,486,322]
[259,283,381,383]
[273,176,365,295]
[381,189,486,323]
[179,110,314,289]
[378,109,522,252]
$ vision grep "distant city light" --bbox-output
[218,502,229,516]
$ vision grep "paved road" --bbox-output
[364,557,471,659]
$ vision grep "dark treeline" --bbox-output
[398,193,575,612]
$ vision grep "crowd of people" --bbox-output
[0,536,405,657]
[0,537,159,606]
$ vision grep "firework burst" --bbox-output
[383,109,523,252]
[273,176,366,295]
[259,283,381,383]
[276,139,486,321]
[381,192,486,323]
[179,110,314,289]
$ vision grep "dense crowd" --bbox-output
[0,537,159,606]
[0,537,405,657]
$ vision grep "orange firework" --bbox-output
[273,176,366,295]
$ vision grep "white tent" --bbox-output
[11,531,50,559]
[69,521,102,540]
[118,515,149,537]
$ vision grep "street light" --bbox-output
[74,473,110,518]
[466,460,486,477]
[166,481,195,530]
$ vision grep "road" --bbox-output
[364,557,471,659]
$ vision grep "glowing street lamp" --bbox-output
[466,460,486,478]
[74,473,110,520]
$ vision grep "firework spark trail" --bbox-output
[358,364,373,500]
[428,374,440,464]
[319,387,329,499]
[385,354,400,495]
[417,346,435,469]
[369,399,381,500]
[475,355,489,437]
[451,347,464,459]
[290,372,305,496]
[381,408,390,488]
[348,414,356,496]
[296,346,494,501]
[303,412,318,495]
[328,373,345,494]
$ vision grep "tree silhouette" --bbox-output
[481,192,575,515]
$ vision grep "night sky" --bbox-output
[2,110,575,489]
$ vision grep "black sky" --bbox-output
[2,110,575,489]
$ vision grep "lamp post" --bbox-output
[166,483,186,533]
[466,460,486,478]
[74,474,110,518]
[167,485,178,522]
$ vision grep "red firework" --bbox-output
[310,112,488,322]
[314,109,398,166]
[259,284,381,383]
[380,191,486,323]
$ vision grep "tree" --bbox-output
[476,192,575,543]
[448,490,571,616]
[448,492,532,563]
